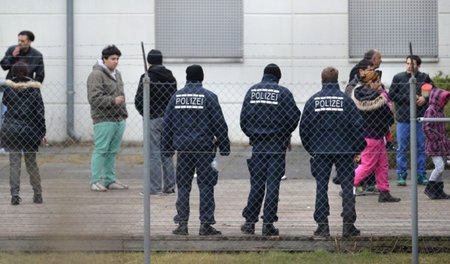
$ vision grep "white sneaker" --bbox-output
[281,175,287,180]
[91,182,107,192]
[108,180,129,190]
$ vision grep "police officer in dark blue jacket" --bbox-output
[240,64,301,236]
[162,64,230,236]
[300,66,366,238]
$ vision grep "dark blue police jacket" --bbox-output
[299,82,366,155]
[161,81,230,155]
[240,74,301,152]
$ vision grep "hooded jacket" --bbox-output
[134,65,177,119]
[352,86,394,139]
[87,61,128,124]
[300,82,366,155]
[0,77,46,151]
[424,88,450,156]
[389,71,432,122]
[240,74,301,152]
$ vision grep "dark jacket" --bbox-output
[352,86,394,139]
[0,45,45,83]
[134,65,177,119]
[240,74,301,152]
[389,71,432,122]
[0,77,46,151]
[424,88,450,156]
[300,82,366,155]
[161,82,230,155]
[87,61,128,124]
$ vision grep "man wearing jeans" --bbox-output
[87,45,128,191]
[135,49,177,195]
[389,55,432,186]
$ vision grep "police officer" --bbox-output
[299,66,366,237]
[240,64,301,236]
[161,64,230,236]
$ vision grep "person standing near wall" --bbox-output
[239,63,300,236]
[135,49,177,195]
[87,45,128,192]
[389,55,433,186]
[300,66,366,237]
[0,62,46,205]
[162,65,230,236]
[0,30,45,154]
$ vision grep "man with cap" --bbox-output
[240,63,301,236]
[300,66,366,237]
[162,64,230,236]
[135,49,177,195]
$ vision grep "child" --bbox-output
[423,88,450,199]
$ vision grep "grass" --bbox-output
[1,251,450,264]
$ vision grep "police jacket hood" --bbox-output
[134,65,177,119]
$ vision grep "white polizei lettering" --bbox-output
[313,97,344,112]
[249,88,279,105]
[314,108,343,112]
[174,93,205,109]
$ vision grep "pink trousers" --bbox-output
[354,138,390,192]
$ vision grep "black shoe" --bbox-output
[314,224,330,237]
[262,223,279,236]
[436,182,450,199]
[241,222,255,235]
[332,176,341,185]
[378,191,401,203]
[162,188,175,195]
[172,224,188,235]
[33,194,43,204]
[199,224,222,236]
[11,196,22,206]
[343,224,360,238]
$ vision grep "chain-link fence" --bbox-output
[0,74,449,254]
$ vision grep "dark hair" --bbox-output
[101,45,122,60]
[406,55,422,66]
[322,66,339,82]
[11,61,29,78]
[18,30,35,42]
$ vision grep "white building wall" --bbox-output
[0,0,449,144]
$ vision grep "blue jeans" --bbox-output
[90,121,126,186]
[149,118,175,193]
[396,122,426,176]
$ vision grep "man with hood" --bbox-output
[135,49,177,195]
[162,64,230,236]
[87,45,128,192]
[240,64,301,236]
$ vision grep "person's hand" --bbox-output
[416,95,426,106]
[114,95,125,105]
[12,46,20,57]
[42,135,48,146]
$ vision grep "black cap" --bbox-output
[186,64,204,82]
[264,63,281,80]
[147,49,163,65]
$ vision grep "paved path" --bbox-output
[0,145,449,252]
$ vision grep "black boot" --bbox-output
[11,196,21,206]
[240,222,255,235]
[199,224,222,236]
[33,193,43,204]
[172,223,188,235]
[436,182,450,199]
[424,181,439,200]
[378,191,401,203]
[262,223,279,236]
[313,224,330,237]
[343,224,360,238]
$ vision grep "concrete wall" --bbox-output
[0,0,449,143]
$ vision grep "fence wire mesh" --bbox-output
[0,75,449,252]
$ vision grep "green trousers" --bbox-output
[90,121,126,186]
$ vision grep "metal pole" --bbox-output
[143,72,151,264]
[418,117,450,123]
[409,73,419,264]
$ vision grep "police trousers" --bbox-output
[242,149,286,224]
[310,154,356,225]
[174,151,218,225]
